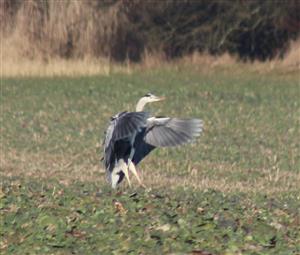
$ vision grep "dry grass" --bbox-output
[0,149,101,186]
[1,0,299,77]
[1,0,127,59]
[174,39,300,73]
[1,148,299,195]
[2,38,300,77]
[143,164,300,195]
[1,57,121,77]
[275,39,300,69]
[1,33,124,77]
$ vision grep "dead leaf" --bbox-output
[113,200,127,214]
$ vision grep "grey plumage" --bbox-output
[103,93,203,188]
[145,117,202,147]
[132,118,203,164]
[104,111,149,169]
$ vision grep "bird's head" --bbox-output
[142,93,165,103]
[136,93,165,111]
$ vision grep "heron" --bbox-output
[103,93,203,188]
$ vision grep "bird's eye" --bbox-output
[144,93,152,97]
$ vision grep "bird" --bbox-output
[103,93,203,188]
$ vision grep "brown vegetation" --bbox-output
[2,39,300,77]
[1,0,139,61]
[1,0,299,76]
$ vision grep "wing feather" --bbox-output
[145,117,203,147]
[103,111,149,170]
[112,111,149,140]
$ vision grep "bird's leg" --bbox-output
[123,167,132,188]
[123,166,131,188]
[128,159,146,188]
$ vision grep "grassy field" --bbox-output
[1,67,300,254]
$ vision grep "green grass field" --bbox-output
[1,68,300,254]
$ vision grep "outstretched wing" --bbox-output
[112,111,150,141]
[132,117,203,165]
[103,111,149,169]
[145,117,203,147]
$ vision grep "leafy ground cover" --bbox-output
[1,178,299,254]
[1,67,299,253]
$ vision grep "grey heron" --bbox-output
[103,93,203,188]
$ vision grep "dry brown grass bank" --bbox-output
[2,38,300,77]
[1,0,299,77]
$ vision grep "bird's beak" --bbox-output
[156,96,166,101]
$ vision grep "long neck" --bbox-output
[136,98,148,112]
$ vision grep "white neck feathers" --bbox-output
[136,97,148,112]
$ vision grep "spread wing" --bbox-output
[103,111,149,169]
[112,111,150,141]
[132,117,203,165]
[145,117,203,147]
